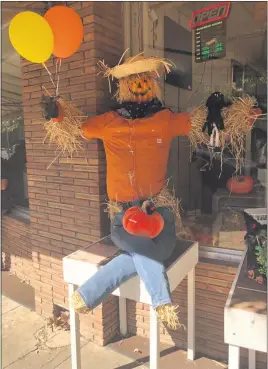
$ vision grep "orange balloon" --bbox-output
[44,6,83,59]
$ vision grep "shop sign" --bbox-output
[194,20,227,63]
[190,2,231,29]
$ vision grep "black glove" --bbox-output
[40,95,59,121]
[202,92,232,135]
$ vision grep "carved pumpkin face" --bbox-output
[128,76,153,102]
[116,72,162,103]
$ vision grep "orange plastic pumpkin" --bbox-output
[52,101,63,123]
[122,206,164,239]
[226,176,254,194]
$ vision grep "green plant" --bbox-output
[255,241,267,277]
[1,117,22,133]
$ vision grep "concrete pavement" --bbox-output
[2,295,228,369]
[2,295,148,369]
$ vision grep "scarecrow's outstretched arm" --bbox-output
[169,108,262,141]
[41,96,106,140]
[81,114,109,140]
[169,112,192,137]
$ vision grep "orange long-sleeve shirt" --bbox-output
[82,109,191,202]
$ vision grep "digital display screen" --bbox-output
[195,20,226,63]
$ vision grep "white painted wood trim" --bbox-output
[225,249,247,308]
[63,242,198,306]
[119,297,128,336]
[68,284,81,369]
[150,306,160,369]
[224,249,267,353]
[199,249,242,264]
[248,349,256,369]
[187,267,195,361]
[228,345,240,369]
[168,242,198,293]
[63,257,99,286]
[225,307,267,352]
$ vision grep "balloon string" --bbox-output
[42,63,56,89]
[55,59,58,80]
[42,85,52,97]
[56,58,61,97]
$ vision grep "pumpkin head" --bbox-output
[98,54,173,103]
[117,72,162,103]
[122,206,164,239]
[127,75,153,102]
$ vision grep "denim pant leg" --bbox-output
[77,253,137,309]
[131,252,172,308]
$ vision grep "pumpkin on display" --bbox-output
[226,176,254,194]
[122,206,164,239]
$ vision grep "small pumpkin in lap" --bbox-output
[123,205,164,239]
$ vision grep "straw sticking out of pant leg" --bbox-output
[70,291,91,314]
[155,304,183,330]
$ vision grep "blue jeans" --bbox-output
[77,205,176,309]
[78,252,172,309]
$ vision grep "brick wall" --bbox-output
[127,260,267,368]
[2,1,123,346]
[2,216,33,283]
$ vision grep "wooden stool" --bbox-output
[63,238,198,369]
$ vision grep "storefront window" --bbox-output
[2,9,28,215]
[1,117,28,211]
[139,1,267,261]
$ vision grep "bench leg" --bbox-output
[150,306,160,369]
[119,297,127,336]
[228,345,240,369]
[187,267,195,360]
[68,284,81,369]
[248,349,256,369]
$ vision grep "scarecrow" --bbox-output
[42,54,261,329]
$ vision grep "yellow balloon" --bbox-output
[9,11,54,64]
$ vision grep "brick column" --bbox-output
[19,1,123,345]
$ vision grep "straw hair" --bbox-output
[98,52,174,97]
[98,53,174,80]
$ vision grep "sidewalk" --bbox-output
[2,295,148,369]
[2,294,228,369]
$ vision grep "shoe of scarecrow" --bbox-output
[42,54,262,329]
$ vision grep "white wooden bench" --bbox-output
[63,237,198,369]
[224,250,267,369]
